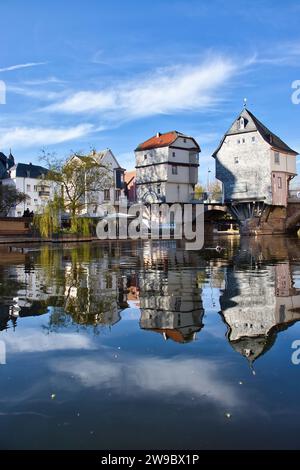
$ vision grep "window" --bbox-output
[144,154,147,161]
[278,177,282,189]
[26,184,31,192]
[172,165,178,175]
[172,151,176,157]
[104,189,110,201]
[238,117,245,129]
[242,138,245,143]
[34,185,37,191]
[234,156,239,164]
[183,138,186,143]
[17,211,21,216]
[252,136,255,142]
[157,184,161,194]
[34,199,38,203]
[237,139,240,144]
[115,189,120,201]
[274,152,280,164]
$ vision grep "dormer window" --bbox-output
[238,117,245,130]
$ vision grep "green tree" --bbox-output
[194,183,206,200]
[210,180,222,200]
[41,150,112,227]
[33,193,63,238]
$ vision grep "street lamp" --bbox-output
[207,168,211,202]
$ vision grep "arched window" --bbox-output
[238,117,245,129]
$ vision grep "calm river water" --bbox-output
[0,236,300,449]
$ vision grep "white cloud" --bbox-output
[4,329,95,353]
[8,84,65,101]
[250,40,300,67]
[45,57,237,121]
[0,123,95,148]
[52,355,242,408]
[0,62,47,73]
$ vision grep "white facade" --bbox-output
[2,165,59,217]
[221,262,300,362]
[214,108,298,207]
[135,132,200,203]
[69,149,126,216]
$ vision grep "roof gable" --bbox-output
[97,149,122,170]
[69,149,123,170]
[135,131,200,152]
[212,108,298,157]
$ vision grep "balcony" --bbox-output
[38,190,50,198]
[189,152,199,165]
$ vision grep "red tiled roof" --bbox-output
[152,328,185,343]
[135,131,178,151]
[135,130,199,152]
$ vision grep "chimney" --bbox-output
[156,132,161,138]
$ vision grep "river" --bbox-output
[0,236,300,449]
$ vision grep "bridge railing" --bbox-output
[288,190,300,202]
[190,191,223,204]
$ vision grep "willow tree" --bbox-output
[33,193,63,238]
[41,150,112,229]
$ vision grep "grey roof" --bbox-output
[0,152,7,164]
[0,151,15,179]
[212,108,298,157]
[10,163,49,179]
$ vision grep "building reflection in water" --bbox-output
[0,245,129,331]
[136,241,204,343]
[1,239,300,359]
[220,258,300,365]
[138,270,204,343]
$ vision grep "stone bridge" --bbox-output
[202,191,300,236]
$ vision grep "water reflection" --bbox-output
[1,238,300,361]
[220,262,300,364]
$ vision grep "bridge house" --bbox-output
[135,131,200,204]
[213,108,298,213]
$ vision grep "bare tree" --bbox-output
[41,150,112,222]
[0,185,27,216]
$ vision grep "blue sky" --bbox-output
[0,0,300,185]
